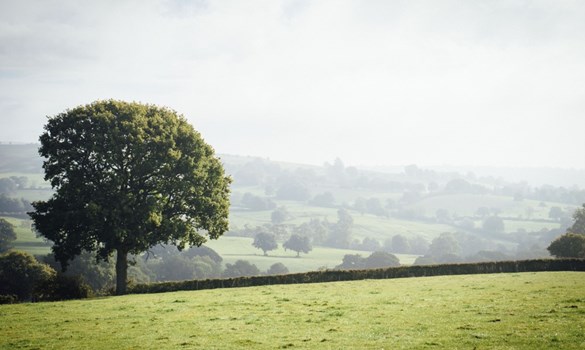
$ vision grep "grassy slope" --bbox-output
[1,272,583,349]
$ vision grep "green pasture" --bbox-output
[1,272,583,349]
[230,202,455,243]
[206,236,418,272]
[1,216,51,256]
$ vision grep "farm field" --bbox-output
[1,272,583,349]
[206,236,419,272]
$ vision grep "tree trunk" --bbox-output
[115,249,128,295]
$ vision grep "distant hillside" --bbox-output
[0,143,42,173]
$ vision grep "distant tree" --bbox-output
[271,207,289,225]
[252,232,278,256]
[360,237,381,251]
[435,208,451,223]
[548,206,564,221]
[191,256,222,279]
[283,234,312,257]
[547,233,585,258]
[0,218,17,253]
[0,251,56,301]
[310,192,335,207]
[427,233,460,257]
[29,100,231,295]
[276,182,310,201]
[353,197,367,214]
[365,197,387,216]
[390,234,410,254]
[266,262,289,275]
[182,245,223,264]
[408,235,430,255]
[242,193,276,211]
[335,254,365,270]
[327,208,353,248]
[364,251,400,269]
[223,260,260,278]
[295,218,328,245]
[482,216,505,233]
[568,204,585,234]
[444,178,471,193]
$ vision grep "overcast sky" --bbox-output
[1,0,584,169]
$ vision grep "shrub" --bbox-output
[0,251,55,301]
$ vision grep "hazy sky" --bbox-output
[1,0,584,169]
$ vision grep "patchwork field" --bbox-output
[1,272,583,349]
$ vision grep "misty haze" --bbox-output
[1,1,584,349]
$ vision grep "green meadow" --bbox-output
[1,272,583,349]
[206,236,419,272]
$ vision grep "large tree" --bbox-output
[29,100,231,294]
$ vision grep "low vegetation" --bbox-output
[1,272,583,349]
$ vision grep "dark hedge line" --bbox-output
[128,258,585,295]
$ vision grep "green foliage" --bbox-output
[427,232,460,257]
[336,251,400,269]
[252,232,278,256]
[336,254,365,270]
[283,234,312,257]
[0,251,55,301]
[241,192,276,210]
[223,260,260,278]
[547,233,585,258]
[42,251,115,293]
[29,100,231,294]
[327,208,353,248]
[364,251,400,268]
[266,262,289,275]
[270,206,288,224]
[0,218,17,252]
[569,203,585,234]
[36,274,92,301]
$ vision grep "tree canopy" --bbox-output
[252,232,278,256]
[29,100,231,294]
[283,234,312,257]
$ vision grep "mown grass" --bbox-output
[1,272,583,349]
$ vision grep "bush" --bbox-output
[548,233,585,258]
[0,251,55,301]
[0,294,17,304]
[36,274,92,301]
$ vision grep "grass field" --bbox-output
[1,272,583,349]
[206,236,419,272]
[0,216,51,256]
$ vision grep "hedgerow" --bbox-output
[129,258,585,295]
